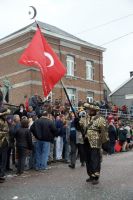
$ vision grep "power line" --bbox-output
[76,13,133,35]
[100,31,133,46]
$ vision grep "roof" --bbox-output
[0,21,105,51]
[103,80,111,93]
[109,76,133,96]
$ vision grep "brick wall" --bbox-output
[0,28,104,105]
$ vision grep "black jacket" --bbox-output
[30,117,58,142]
[14,109,27,119]
[108,125,117,143]
[15,128,32,150]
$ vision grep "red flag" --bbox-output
[25,97,29,112]
[19,27,66,97]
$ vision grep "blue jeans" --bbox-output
[63,141,70,162]
[35,140,50,170]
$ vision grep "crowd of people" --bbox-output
[107,116,133,154]
[0,94,133,185]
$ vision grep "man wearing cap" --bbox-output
[0,108,11,183]
[79,103,108,185]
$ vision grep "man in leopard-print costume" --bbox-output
[0,108,10,183]
[79,103,108,185]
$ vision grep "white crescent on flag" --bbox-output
[44,52,54,67]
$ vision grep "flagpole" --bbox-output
[35,20,39,28]
[60,80,85,139]
[28,6,39,29]
[58,43,77,117]
[60,80,77,118]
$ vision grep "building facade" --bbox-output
[0,21,105,105]
[103,81,111,103]
[109,72,133,110]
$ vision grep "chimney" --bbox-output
[130,71,133,77]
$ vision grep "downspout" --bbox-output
[99,51,102,101]
[59,41,63,104]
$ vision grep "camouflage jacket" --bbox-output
[79,115,108,148]
[0,118,9,148]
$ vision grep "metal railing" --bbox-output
[100,109,133,120]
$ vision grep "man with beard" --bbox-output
[79,103,108,185]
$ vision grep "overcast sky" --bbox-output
[0,0,133,92]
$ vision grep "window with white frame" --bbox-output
[86,60,94,80]
[86,92,94,103]
[66,55,74,76]
[67,88,76,102]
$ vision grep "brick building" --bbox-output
[0,21,105,106]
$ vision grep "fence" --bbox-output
[100,109,133,121]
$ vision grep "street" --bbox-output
[1,151,133,200]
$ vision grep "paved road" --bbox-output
[1,151,133,200]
